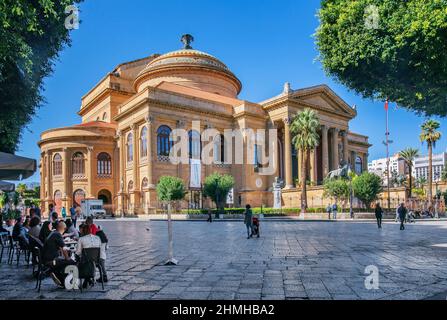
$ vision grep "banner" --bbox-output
[190,159,201,188]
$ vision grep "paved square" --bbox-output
[1,220,447,300]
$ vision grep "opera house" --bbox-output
[38,35,370,215]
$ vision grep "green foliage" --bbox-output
[203,173,235,211]
[399,148,419,196]
[352,172,382,209]
[413,188,426,199]
[290,108,321,211]
[16,183,26,196]
[0,0,83,152]
[323,178,350,202]
[156,176,186,202]
[316,0,447,116]
[420,120,442,147]
[0,192,8,208]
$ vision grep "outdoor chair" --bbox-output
[79,247,105,291]
[10,236,30,266]
[28,235,43,275]
[33,246,49,293]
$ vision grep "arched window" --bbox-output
[213,134,225,163]
[53,153,62,176]
[102,112,107,121]
[127,133,133,163]
[157,125,172,157]
[128,180,134,191]
[97,152,112,176]
[189,130,201,159]
[355,156,363,174]
[72,152,85,177]
[141,177,148,189]
[140,126,148,158]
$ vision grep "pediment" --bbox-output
[290,85,356,119]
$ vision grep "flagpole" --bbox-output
[385,100,391,211]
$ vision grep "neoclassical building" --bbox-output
[38,35,370,214]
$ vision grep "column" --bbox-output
[117,131,125,214]
[342,130,349,165]
[44,150,51,200]
[46,151,53,202]
[332,128,340,170]
[351,151,357,172]
[321,125,329,178]
[87,146,94,198]
[283,117,293,189]
[131,124,140,212]
[40,154,45,211]
[146,115,155,188]
[363,153,368,172]
[62,147,70,207]
[310,148,316,183]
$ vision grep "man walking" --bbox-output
[326,204,332,220]
[332,203,338,220]
[244,204,254,239]
[206,208,213,223]
[398,203,407,230]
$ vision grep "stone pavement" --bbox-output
[1,220,447,300]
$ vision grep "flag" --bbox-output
[384,100,389,111]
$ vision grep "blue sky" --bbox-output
[16,0,447,183]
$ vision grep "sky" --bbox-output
[14,0,447,184]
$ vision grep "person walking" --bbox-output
[244,204,254,239]
[398,203,407,230]
[395,206,400,222]
[326,204,332,220]
[61,207,67,220]
[70,205,77,227]
[206,208,213,223]
[374,203,383,229]
[332,203,338,220]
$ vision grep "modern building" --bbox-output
[38,35,371,214]
[413,152,447,182]
[368,154,406,184]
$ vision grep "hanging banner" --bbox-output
[226,188,234,204]
[190,159,201,188]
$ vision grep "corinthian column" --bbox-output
[332,128,340,170]
[342,130,349,165]
[321,125,329,178]
[283,117,293,189]
[145,115,155,188]
[87,146,94,199]
[131,124,140,191]
[62,147,70,206]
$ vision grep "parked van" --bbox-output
[81,199,106,219]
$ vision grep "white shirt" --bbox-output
[75,234,106,260]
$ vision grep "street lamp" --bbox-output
[434,172,440,219]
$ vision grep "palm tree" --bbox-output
[290,108,321,215]
[399,148,419,198]
[419,120,442,207]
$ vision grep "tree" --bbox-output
[202,173,234,218]
[419,119,442,206]
[323,178,349,211]
[156,176,186,265]
[399,148,419,198]
[290,108,321,215]
[416,176,427,188]
[352,172,382,209]
[0,0,83,153]
[315,0,447,117]
[16,183,27,197]
[441,167,447,182]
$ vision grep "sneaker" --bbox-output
[50,273,63,288]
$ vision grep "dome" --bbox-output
[133,35,242,98]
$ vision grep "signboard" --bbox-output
[190,159,201,188]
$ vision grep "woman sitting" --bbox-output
[28,216,42,239]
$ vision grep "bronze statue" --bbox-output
[181,34,194,49]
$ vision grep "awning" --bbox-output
[0,152,37,180]
[0,180,15,192]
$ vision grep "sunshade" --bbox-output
[0,180,15,192]
[0,152,37,180]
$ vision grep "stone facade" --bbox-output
[38,37,370,215]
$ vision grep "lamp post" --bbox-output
[434,172,440,219]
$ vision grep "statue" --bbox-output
[326,163,352,180]
[181,34,194,49]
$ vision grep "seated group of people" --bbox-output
[0,206,109,289]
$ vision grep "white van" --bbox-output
[81,199,106,219]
